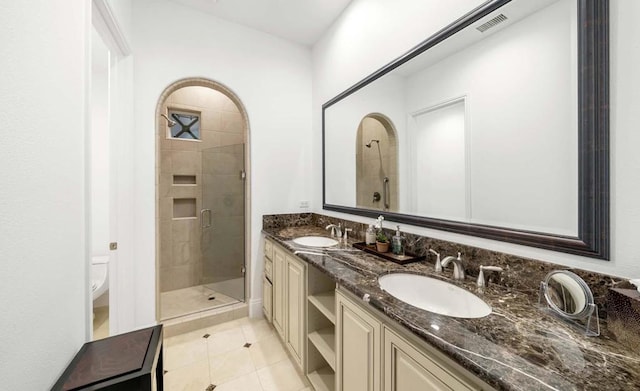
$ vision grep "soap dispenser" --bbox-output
[391,225,404,256]
[365,224,376,245]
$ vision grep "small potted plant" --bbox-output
[376,230,389,253]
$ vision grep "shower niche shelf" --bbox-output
[173,198,196,219]
[173,175,197,185]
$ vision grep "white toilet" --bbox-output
[91,256,109,301]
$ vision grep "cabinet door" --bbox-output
[384,328,478,391]
[262,275,272,323]
[285,255,306,369]
[336,291,381,391]
[272,246,286,339]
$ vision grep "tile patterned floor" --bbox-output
[161,285,239,320]
[164,316,312,391]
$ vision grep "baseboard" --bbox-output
[249,298,263,318]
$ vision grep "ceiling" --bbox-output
[170,0,354,46]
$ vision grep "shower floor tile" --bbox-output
[161,284,239,320]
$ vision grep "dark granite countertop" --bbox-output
[263,225,640,391]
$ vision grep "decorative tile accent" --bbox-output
[243,342,251,348]
[205,384,216,391]
[202,334,210,339]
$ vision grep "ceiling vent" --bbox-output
[476,14,508,33]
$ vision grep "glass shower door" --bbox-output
[201,144,245,302]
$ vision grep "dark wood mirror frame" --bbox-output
[322,0,609,259]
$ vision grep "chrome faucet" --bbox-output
[441,252,465,280]
[325,223,342,237]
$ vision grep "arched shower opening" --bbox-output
[155,78,250,321]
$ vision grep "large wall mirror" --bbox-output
[322,0,609,259]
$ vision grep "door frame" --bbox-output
[90,0,133,337]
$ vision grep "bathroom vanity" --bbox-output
[262,218,640,391]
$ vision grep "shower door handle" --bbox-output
[201,209,212,229]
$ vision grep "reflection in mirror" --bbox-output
[408,98,468,220]
[326,0,577,234]
[356,114,398,211]
[322,0,609,259]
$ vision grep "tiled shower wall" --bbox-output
[158,86,245,292]
[356,116,398,211]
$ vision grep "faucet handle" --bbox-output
[428,249,442,273]
[477,265,503,287]
[343,228,353,242]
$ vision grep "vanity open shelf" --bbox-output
[308,327,336,370]
[308,291,336,324]
[306,265,336,391]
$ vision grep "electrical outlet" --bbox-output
[299,200,309,209]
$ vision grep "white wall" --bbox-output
[312,0,640,279]
[405,0,577,235]
[0,1,89,389]
[132,0,313,323]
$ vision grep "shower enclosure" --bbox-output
[157,82,248,321]
[200,144,245,302]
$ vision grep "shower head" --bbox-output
[365,139,380,148]
[161,113,177,127]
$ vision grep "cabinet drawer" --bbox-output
[264,239,273,260]
[264,256,273,280]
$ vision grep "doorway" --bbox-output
[156,81,249,321]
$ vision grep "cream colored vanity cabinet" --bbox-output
[336,290,381,391]
[384,327,487,391]
[262,275,272,322]
[267,238,307,370]
[336,288,492,391]
[262,238,273,322]
[272,243,287,339]
[285,253,307,369]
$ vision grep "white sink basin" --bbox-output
[378,273,491,318]
[292,236,339,248]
